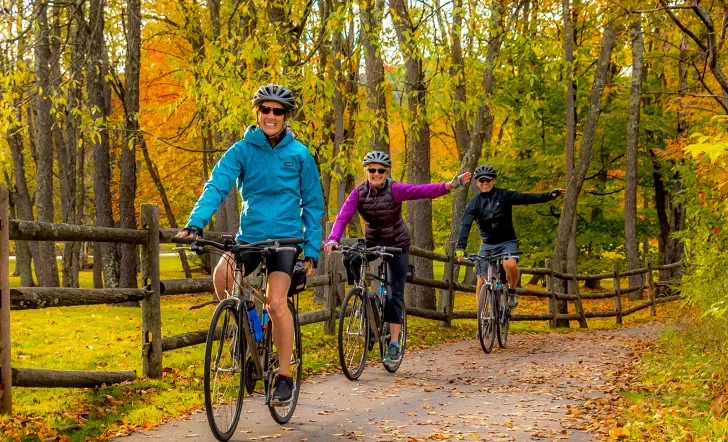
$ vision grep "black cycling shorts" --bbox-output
[218,244,302,277]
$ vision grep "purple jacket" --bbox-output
[327,181,450,243]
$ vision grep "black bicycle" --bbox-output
[334,240,406,380]
[185,236,305,441]
[466,250,520,353]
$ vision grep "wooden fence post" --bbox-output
[439,241,456,327]
[646,257,656,316]
[324,222,337,335]
[612,263,623,325]
[571,274,588,328]
[141,204,162,378]
[0,185,12,414]
[545,258,556,328]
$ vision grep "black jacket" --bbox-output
[456,187,556,249]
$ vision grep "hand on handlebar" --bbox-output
[175,226,202,240]
[324,241,339,254]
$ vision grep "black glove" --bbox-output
[305,256,319,269]
[183,226,203,237]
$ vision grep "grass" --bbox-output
[614,313,728,441]
[2,256,678,441]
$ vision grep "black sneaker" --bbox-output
[384,343,400,365]
[271,375,294,404]
[507,288,519,308]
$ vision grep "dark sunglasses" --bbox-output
[368,168,387,174]
[259,105,286,116]
[477,177,494,183]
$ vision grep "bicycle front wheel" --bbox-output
[497,289,510,348]
[266,298,302,424]
[204,298,245,441]
[338,287,369,381]
[477,286,496,354]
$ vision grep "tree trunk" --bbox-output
[553,23,616,326]
[563,0,578,311]
[139,138,192,277]
[360,0,390,153]
[651,149,670,259]
[118,0,142,288]
[88,0,119,288]
[32,0,61,287]
[391,0,435,310]
[6,119,36,287]
[448,0,504,244]
[624,18,644,296]
[59,1,87,288]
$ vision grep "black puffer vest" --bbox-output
[357,178,410,247]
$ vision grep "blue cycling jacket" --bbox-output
[185,126,324,259]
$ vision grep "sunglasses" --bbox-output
[368,168,387,174]
[477,177,494,183]
[259,105,286,116]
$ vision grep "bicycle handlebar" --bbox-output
[464,250,521,263]
[333,242,402,257]
[186,237,304,255]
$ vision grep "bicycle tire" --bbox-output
[497,289,510,348]
[477,285,496,354]
[266,299,302,423]
[337,287,369,381]
[204,298,245,441]
[381,303,406,373]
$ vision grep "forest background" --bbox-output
[2,0,728,438]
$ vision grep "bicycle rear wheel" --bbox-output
[381,303,406,373]
[266,298,302,424]
[497,289,510,348]
[204,298,244,441]
[338,287,369,381]
[477,286,496,354]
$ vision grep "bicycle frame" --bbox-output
[343,246,393,344]
[227,256,269,386]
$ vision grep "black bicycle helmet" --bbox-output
[474,164,497,180]
[251,84,296,111]
[362,151,392,167]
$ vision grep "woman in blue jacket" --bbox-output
[176,84,324,404]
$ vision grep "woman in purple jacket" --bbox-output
[325,151,470,366]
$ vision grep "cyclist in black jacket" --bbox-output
[456,165,564,306]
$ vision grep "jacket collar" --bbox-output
[244,125,294,149]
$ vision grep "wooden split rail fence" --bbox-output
[0,186,682,414]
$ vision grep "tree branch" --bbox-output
[658,0,708,51]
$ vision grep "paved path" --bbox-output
[117,325,660,441]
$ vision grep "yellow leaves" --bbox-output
[608,426,630,439]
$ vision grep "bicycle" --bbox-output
[466,250,520,354]
[334,240,406,380]
[184,236,305,441]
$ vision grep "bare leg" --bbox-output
[475,275,486,301]
[267,271,293,376]
[503,258,519,288]
[212,253,237,301]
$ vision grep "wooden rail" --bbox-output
[0,185,684,415]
